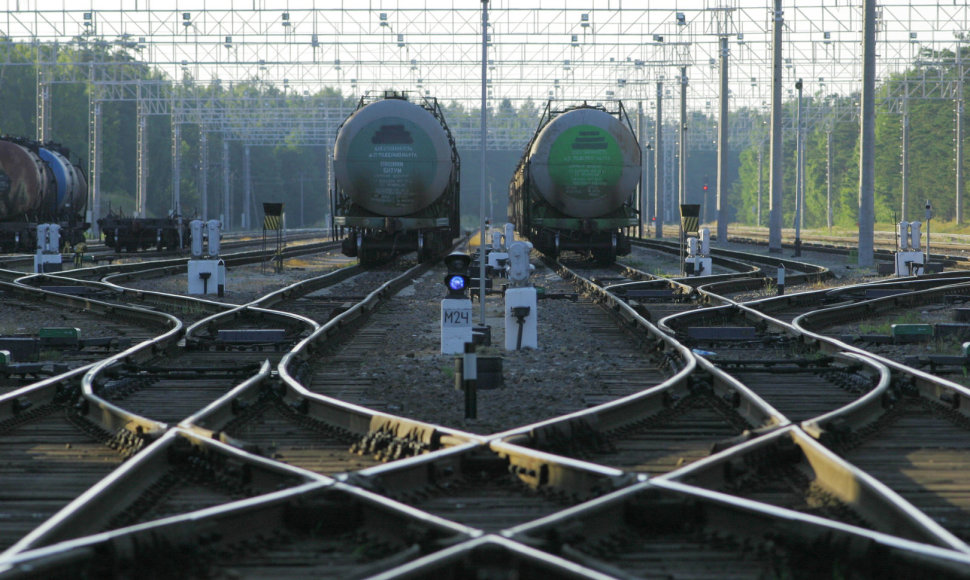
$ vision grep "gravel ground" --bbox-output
[716,242,883,301]
[814,297,968,369]
[121,252,355,304]
[0,294,141,340]
[0,239,906,435]
[344,242,892,435]
[333,257,660,435]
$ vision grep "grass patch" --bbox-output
[286,258,317,268]
[858,310,924,334]
[760,277,777,297]
[38,350,63,362]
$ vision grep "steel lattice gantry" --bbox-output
[3,2,969,232]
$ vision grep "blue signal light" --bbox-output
[447,274,467,292]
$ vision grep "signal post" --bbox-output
[441,252,473,354]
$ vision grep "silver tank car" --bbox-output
[333,98,454,217]
[526,107,641,218]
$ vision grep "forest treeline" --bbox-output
[1,40,967,229]
[732,45,970,228]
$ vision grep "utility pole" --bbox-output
[768,0,784,253]
[679,66,688,207]
[716,35,729,242]
[679,66,688,276]
[35,43,52,143]
[136,84,148,218]
[858,0,877,267]
[957,49,965,224]
[757,139,764,227]
[902,89,910,220]
[638,101,645,238]
[171,121,181,218]
[827,129,833,230]
[88,64,102,237]
[200,132,208,220]
[243,145,251,229]
[222,139,231,230]
[654,80,664,239]
[478,0,488,326]
[794,78,803,257]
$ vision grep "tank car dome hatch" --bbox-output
[333,98,454,217]
[527,107,641,219]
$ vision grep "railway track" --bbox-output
[787,281,970,544]
[3,239,970,576]
[0,290,177,553]
[0,229,336,272]
[0,244,339,555]
[0,283,161,394]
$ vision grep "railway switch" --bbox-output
[34,223,63,273]
[894,221,925,276]
[441,252,473,354]
[505,241,537,350]
[487,226,510,273]
[188,219,227,296]
[684,227,712,277]
[207,220,222,256]
[190,220,205,258]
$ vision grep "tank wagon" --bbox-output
[332,93,460,263]
[0,136,89,251]
[510,102,641,263]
